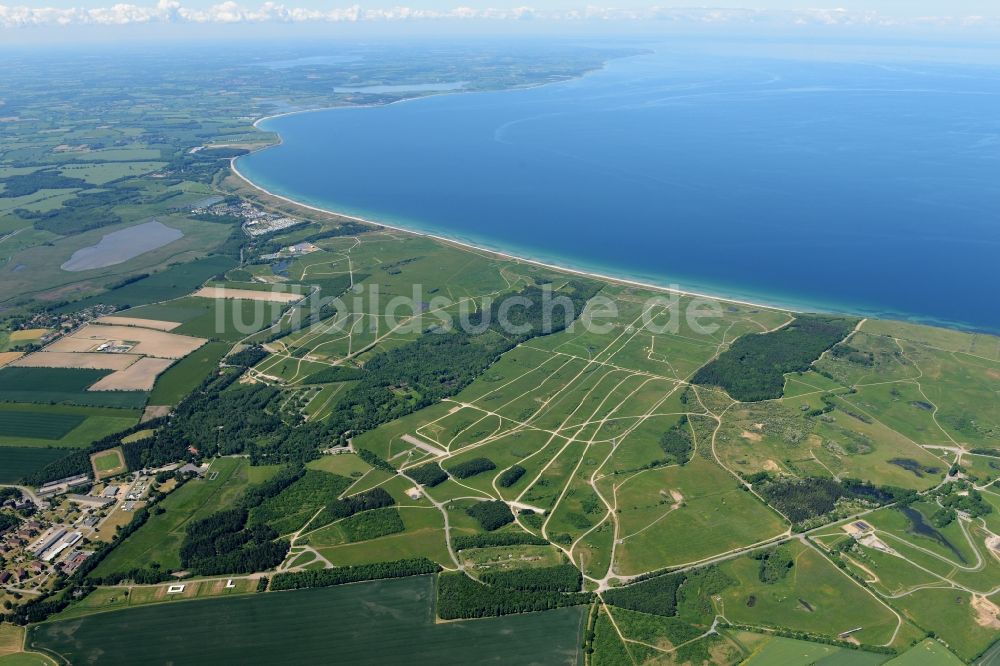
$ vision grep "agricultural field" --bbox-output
[0,367,147,409]
[122,295,286,342]
[51,577,259,621]
[0,624,54,666]
[58,256,238,312]
[147,341,229,405]
[30,576,586,665]
[0,403,140,448]
[0,446,72,483]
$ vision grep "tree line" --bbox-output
[270,558,440,591]
[436,572,592,619]
[452,532,548,551]
[479,564,581,593]
[693,315,856,402]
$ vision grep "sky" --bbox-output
[2,0,999,38]
[11,0,1000,11]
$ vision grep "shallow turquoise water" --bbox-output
[238,44,1000,332]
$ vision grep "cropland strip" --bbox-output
[12,351,139,370]
[193,286,304,303]
[0,352,24,367]
[45,324,206,359]
[89,357,175,391]
[94,316,182,331]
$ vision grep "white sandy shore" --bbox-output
[225,67,813,314]
[231,153,800,314]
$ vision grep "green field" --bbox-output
[90,458,280,575]
[0,409,84,440]
[58,255,237,313]
[717,541,901,647]
[91,447,126,479]
[148,341,228,405]
[125,296,285,342]
[736,632,889,665]
[30,576,586,665]
[884,639,963,666]
[51,578,260,621]
[58,161,167,185]
[0,403,139,448]
[0,367,147,409]
[0,447,72,483]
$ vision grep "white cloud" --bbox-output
[0,2,997,29]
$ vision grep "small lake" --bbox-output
[61,220,183,272]
[900,505,967,564]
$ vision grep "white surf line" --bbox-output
[230,158,797,315]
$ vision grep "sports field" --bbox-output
[91,447,126,479]
[30,576,586,665]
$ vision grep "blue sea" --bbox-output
[237,43,1000,333]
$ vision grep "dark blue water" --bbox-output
[238,46,1000,333]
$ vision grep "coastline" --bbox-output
[231,54,807,315]
[226,62,995,335]
[229,154,796,315]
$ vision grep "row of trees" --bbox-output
[270,558,439,591]
[436,572,591,619]
[479,564,581,593]
[356,449,394,473]
[452,532,547,550]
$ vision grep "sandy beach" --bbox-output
[230,151,794,315]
